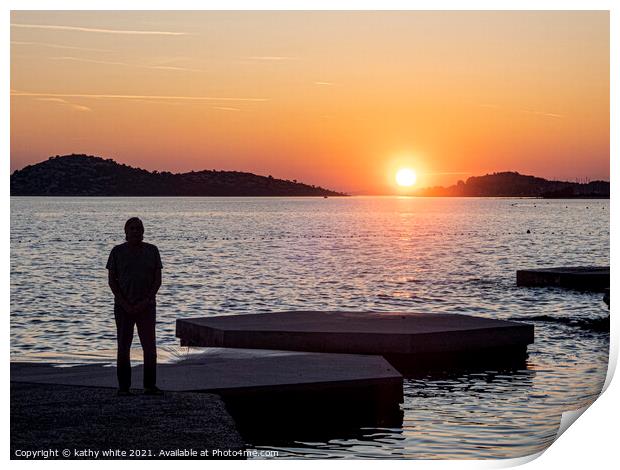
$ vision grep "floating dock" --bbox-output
[176,311,534,373]
[11,348,403,441]
[516,266,610,292]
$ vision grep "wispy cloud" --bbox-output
[69,104,92,112]
[35,97,91,112]
[35,97,67,103]
[50,56,130,67]
[11,23,188,36]
[212,106,240,112]
[314,81,334,86]
[478,103,564,119]
[244,56,298,61]
[123,98,184,106]
[149,64,202,72]
[12,90,268,102]
[11,41,112,52]
[520,109,564,119]
[49,56,204,73]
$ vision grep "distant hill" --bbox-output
[414,172,609,198]
[10,154,346,197]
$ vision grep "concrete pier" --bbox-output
[176,311,534,373]
[516,266,609,292]
[11,348,403,441]
[11,382,245,459]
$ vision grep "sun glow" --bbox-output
[395,168,417,187]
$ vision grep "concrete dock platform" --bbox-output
[11,348,403,441]
[176,311,534,373]
[11,382,245,459]
[516,266,610,292]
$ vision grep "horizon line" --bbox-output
[9,154,610,194]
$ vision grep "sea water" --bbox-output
[10,196,609,458]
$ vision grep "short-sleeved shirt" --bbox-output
[106,242,162,305]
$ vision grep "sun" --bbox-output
[395,168,417,187]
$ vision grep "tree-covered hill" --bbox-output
[414,171,609,198]
[10,154,346,197]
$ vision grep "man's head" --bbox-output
[124,217,144,244]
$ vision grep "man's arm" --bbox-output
[108,270,134,313]
[146,268,162,302]
[134,268,162,314]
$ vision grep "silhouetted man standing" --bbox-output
[107,217,163,396]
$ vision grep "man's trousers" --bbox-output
[114,305,157,390]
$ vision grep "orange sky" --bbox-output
[10,11,609,194]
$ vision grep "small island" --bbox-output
[412,171,609,198]
[10,154,346,197]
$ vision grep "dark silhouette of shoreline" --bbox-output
[10,155,608,198]
[10,154,346,197]
[413,171,609,198]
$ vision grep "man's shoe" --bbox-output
[117,389,134,397]
[144,386,164,396]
